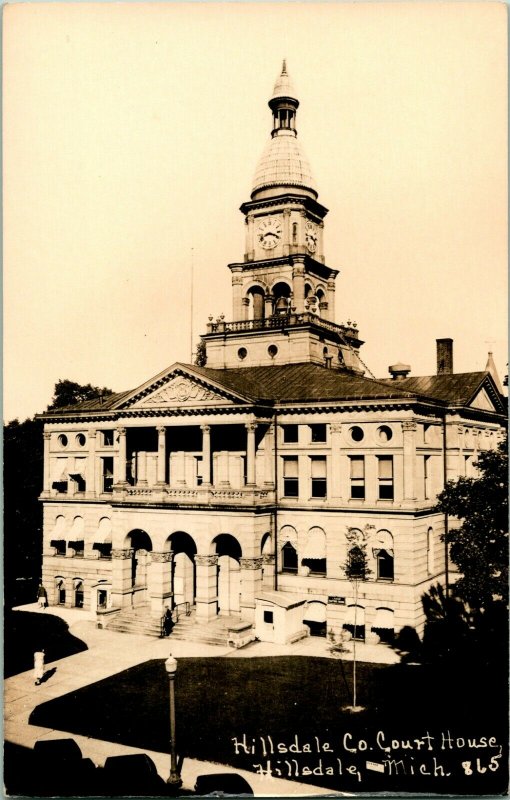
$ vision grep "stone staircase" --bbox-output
[105,605,163,637]
[170,610,245,647]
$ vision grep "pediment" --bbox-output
[469,386,497,412]
[119,366,248,410]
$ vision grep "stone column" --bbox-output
[42,432,51,495]
[245,422,257,486]
[232,270,243,320]
[262,553,275,590]
[264,293,273,319]
[115,427,128,485]
[246,214,255,262]
[148,551,174,617]
[292,265,306,314]
[176,451,187,485]
[263,425,274,486]
[86,429,97,498]
[326,278,336,322]
[402,421,417,500]
[242,297,250,321]
[111,548,134,609]
[156,426,166,485]
[201,425,211,486]
[240,557,263,622]
[137,450,148,486]
[217,451,230,486]
[457,425,465,476]
[195,554,218,621]
[330,423,342,500]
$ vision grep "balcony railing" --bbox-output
[114,485,275,505]
[206,312,360,340]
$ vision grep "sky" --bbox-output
[4,2,507,422]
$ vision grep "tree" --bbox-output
[343,526,372,710]
[194,340,207,367]
[47,380,113,410]
[437,436,508,612]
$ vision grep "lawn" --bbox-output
[29,656,508,795]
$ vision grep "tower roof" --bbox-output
[251,61,317,200]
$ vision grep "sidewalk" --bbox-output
[6,606,358,796]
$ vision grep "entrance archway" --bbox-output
[126,529,153,589]
[213,534,242,616]
[168,531,197,610]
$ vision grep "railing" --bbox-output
[118,485,274,505]
[174,601,191,622]
[206,312,360,339]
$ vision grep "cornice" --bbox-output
[240,194,328,219]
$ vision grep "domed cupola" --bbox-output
[251,61,317,201]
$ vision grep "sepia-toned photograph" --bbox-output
[4,2,508,796]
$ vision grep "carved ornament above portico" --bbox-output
[240,557,263,570]
[151,551,174,563]
[195,554,219,566]
[112,548,133,559]
[134,377,232,409]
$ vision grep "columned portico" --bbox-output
[239,556,263,621]
[195,554,219,621]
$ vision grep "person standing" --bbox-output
[34,650,45,685]
[37,583,47,609]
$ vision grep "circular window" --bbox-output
[350,426,364,442]
[58,434,68,448]
[377,426,393,443]
[237,347,247,361]
[76,433,86,447]
[268,345,278,359]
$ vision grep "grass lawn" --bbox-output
[29,656,508,794]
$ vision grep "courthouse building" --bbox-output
[39,63,506,644]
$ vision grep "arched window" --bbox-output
[292,222,298,244]
[281,542,298,573]
[55,578,66,605]
[372,530,394,581]
[74,579,84,608]
[301,527,326,576]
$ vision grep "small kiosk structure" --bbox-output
[255,592,308,644]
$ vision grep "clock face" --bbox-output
[257,218,282,250]
[305,221,318,253]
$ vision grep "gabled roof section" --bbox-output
[117,363,253,409]
[42,390,131,417]
[381,372,506,413]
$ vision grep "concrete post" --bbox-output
[240,557,263,621]
[86,429,97,498]
[195,554,218,621]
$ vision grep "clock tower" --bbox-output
[202,61,364,372]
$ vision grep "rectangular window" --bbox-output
[102,430,114,447]
[70,540,84,558]
[195,456,203,486]
[309,424,327,443]
[283,457,299,497]
[102,457,114,493]
[350,456,365,499]
[310,456,327,498]
[378,456,394,500]
[51,540,66,556]
[282,424,299,443]
[263,610,274,624]
[424,455,431,499]
[464,455,471,476]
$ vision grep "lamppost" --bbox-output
[165,654,182,789]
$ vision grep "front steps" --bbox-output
[171,610,244,646]
[105,604,253,646]
[105,605,162,637]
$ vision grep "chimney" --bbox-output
[436,338,453,375]
[388,362,411,380]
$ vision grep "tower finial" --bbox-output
[282,58,287,75]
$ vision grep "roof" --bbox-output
[380,373,488,405]
[271,60,298,103]
[252,130,317,198]
[39,364,505,417]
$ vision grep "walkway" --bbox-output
[5,605,398,795]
